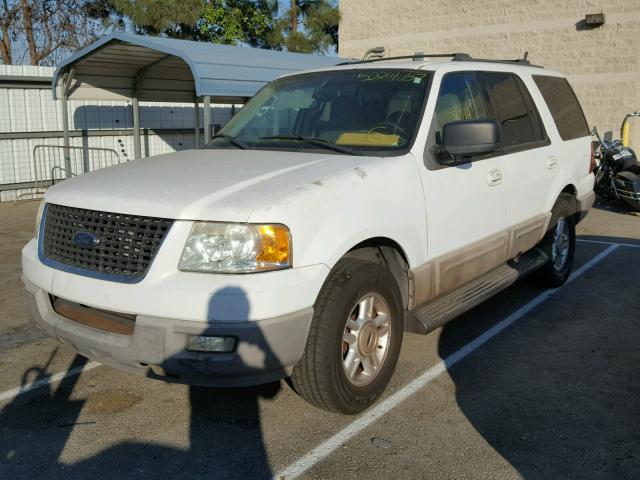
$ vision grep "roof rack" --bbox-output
[338,53,468,65]
[339,51,543,68]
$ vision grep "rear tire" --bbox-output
[290,258,404,414]
[533,195,576,287]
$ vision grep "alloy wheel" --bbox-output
[341,292,392,387]
[551,217,570,271]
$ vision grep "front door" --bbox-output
[417,71,510,300]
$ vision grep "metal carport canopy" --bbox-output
[52,33,348,102]
[51,33,350,164]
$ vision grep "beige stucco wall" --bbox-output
[339,0,640,146]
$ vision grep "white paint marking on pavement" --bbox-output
[577,238,640,249]
[0,360,101,404]
[274,244,619,480]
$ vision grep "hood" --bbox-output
[44,148,378,221]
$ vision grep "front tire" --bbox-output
[290,258,404,414]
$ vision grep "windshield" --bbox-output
[206,69,430,155]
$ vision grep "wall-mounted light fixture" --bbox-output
[585,13,606,27]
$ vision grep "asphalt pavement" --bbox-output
[0,199,638,480]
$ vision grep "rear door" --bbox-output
[532,75,593,199]
[480,71,554,234]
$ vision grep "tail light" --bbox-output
[589,141,597,173]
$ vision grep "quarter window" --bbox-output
[482,72,545,148]
[533,75,589,141]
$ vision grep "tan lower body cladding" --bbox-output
[410,213,551,308]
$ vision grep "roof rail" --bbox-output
[455,51,543,68]
[339,51,543,68]
[338,53,470,65]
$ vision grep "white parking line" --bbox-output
[577,238,640,249]
[0,360,101,404]
[274,244,619,480]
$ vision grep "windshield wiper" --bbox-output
[258,135,357,155]
[210,133,250,150]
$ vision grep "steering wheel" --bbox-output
[368,121,406,137]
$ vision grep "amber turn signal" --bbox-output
[256,224,291,266]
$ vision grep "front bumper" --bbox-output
[22,236,327,387]
[24,277,314,386]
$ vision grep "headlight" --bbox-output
[34,201,45,241]
[179,222,291,273]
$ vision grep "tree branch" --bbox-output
[20,0,38,65]
[0,0,14,63]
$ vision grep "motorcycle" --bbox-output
[592,119,640,211]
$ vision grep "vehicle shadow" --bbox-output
[0,287,281,479]
[593,194,640,216]
[437,242,640,479]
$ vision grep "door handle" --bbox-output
[546,156,559,169]
[487,169,503,186]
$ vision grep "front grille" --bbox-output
[42,204,173,281]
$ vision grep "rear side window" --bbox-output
[482,72,546,148]
[533,75,589,141]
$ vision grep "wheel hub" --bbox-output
[357,322,379,355]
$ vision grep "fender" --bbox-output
[248,153,429,271]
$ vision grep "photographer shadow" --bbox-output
[0,287,281,479]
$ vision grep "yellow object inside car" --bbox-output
[336,132,400,146]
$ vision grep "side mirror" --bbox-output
[440,120,500,162]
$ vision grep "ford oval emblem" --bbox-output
[73,231,100,249]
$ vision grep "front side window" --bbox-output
[207,69,430,155]
[433,72,490,141]
[482,72,545,147]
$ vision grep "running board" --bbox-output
[406,248,548,334]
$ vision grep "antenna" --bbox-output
[363,46,385,61]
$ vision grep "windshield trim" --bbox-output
[208,68,433,158]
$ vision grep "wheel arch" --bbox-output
[549,184,580,229]
[561,183,578,196]
[343,237,412,310]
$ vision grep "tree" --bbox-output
[108,0,203,38]
[0,0,341,65]
[83,0,125,33]
[197,0,275,47]
[0,0,19,64]
[0,1,103,66]
[267,0,339,54]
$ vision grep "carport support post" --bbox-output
[61,93,71,177]
[132,94,141,160]
[194,96,200,149]
[203,95,211,144]
[61,68,75,178]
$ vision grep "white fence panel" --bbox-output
[0,65,238,201]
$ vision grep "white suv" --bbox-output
[22,54,595,414]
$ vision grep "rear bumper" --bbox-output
[23,277,314,387]
[576,190,595,224]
